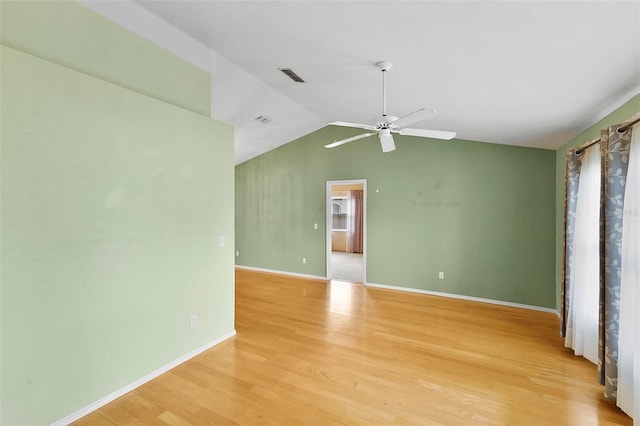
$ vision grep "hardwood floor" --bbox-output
[75,269,631,425]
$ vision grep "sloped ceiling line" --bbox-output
[81,1,640,164]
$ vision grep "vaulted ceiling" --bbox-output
[84,1,640,164]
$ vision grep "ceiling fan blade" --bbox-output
[390,108,438,129]
[328,121,377,131]
[325,132,376,149]
[398,128,456,140]
[378,130,396,152]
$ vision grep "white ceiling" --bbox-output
[85,1,640,164]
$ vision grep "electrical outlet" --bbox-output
[219,236,225,247]
[439,272,444,279]
[190,314,197,328]
[314,223,318,229]
[236,250,240,257]
[302,257,307,264]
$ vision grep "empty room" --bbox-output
[1,1,639,425]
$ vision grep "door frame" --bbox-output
[326,179,367,282]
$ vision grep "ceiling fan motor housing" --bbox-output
[375,115,399,130]
[377,61,393,72]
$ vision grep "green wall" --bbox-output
[236,126,557,308]
[1,3,234,425]
[0,1,211,116]
[554,94,640,310]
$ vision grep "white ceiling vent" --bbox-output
[278,68,305,83]
[255,115,272,124]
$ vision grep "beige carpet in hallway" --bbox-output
[330,251,363,283]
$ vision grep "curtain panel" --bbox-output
[561,148,585,337]
[562,113,640,402]
[564,146,601,362]
[350,190,364,254]
[617,122,639,419]
[598,117,637,398]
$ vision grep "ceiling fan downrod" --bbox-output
[377,61,392,117]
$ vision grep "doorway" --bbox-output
[326,180,366,283]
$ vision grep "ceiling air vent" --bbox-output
[279,68,305,83]
[255,115,272,124]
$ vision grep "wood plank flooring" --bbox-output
[75,269,631,425]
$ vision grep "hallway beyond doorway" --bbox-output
[331,251,363,283]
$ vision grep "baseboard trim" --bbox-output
[50,330,237,426]
[235,265,328,282]
[234,266,557,314]
[365,282,557,314]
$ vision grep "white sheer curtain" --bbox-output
[565,145,601,364]
[618,123,640,421]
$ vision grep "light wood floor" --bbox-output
[75,269,631,425]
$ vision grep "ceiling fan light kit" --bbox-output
[326,61,456,153]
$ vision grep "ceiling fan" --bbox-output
[325,61,456,153]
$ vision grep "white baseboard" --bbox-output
[235,265,328,281]
[365,282,557,314]
[235,266,557,314]
[50,330,237,426]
